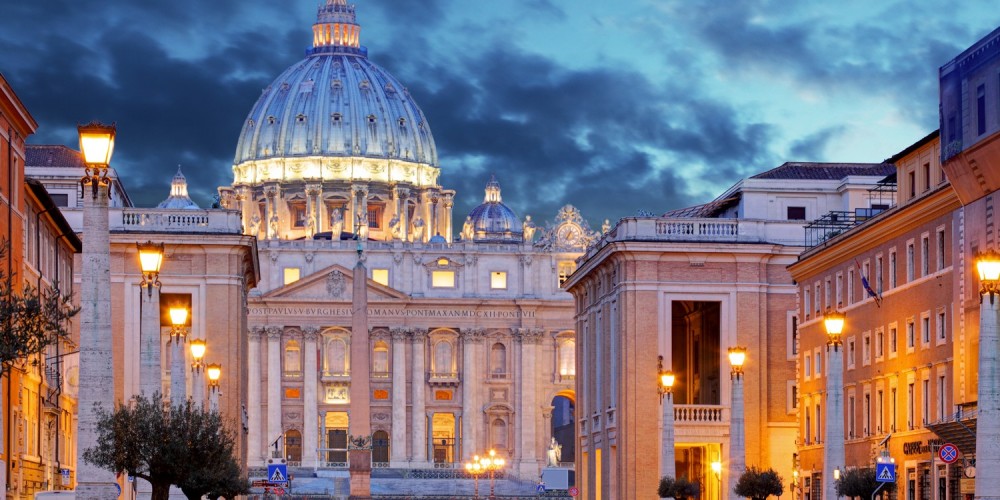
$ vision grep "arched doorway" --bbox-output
[550,392,575,464]
[372,430,390,464]
[285,429,302,463]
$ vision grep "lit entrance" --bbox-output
[432,413,456,464]
[676,443,723,500]
[550,391,575,464]
[324,411,349,464]
[671,301,721,405]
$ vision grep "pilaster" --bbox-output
[410,328,428,465]
[303,327,319,468]
[266,326,284,457]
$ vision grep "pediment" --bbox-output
[263,264,408,300]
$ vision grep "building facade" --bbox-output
[564,162,895,500]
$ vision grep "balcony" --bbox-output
[674,404,727,423]
[370,370,390,380]
[321,371,351,383]
[427,371,459,387]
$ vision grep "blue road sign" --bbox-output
[876,462,896,483]
[537,483,546,494]
[267,463,289,485]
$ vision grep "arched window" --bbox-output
[433,340,453,375]
[558,339,576,380]
[491,343,507,378]
[284,340,301,375]
[373,341,389,375]
[491,419,508,451]
[323,336,349,376]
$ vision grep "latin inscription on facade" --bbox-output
[248,306,535,319]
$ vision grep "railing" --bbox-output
[490,372,509,380]
[656,220,739,238]
[674,404,726,423]
[372,462,391,469]
[370,371,390,379]
[60,208,245,234]
[321,371,351,381]
[320,461,348,469]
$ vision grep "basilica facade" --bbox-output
[216,0,596,476]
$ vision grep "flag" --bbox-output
[855,259,882,307]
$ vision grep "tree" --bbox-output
[658,475,701,500]
[84,392,246,500]
[836,467,897,500]
[735,466,785,500]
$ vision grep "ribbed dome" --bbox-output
[467,176,523,243]
[233,1,437,169]
[157,166,200,210]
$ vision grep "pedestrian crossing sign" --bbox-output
[876,462,895,483]
[268,463,288,485]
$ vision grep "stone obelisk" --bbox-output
[349,238,372,498]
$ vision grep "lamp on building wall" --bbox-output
[728,346,747,500]
[206,363,222,412]
[823,310,846,500]
[658,355,677,480]
[169,306,189,406]
[75,121,119,497]
[975,250,1000,499]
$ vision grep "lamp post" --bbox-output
[75,121,119,498]
[658,355,677,479]
[711,460,723,500]
[975,250,1000,500]
[465,456,484,499]
[206,363,222,412]
[792,469,800,500]
[169,306,188,406]
[189,339,206,406]
[823,310,846,500]
[478,449,505,500]
[728,346,747,500]
[137,241,164,399]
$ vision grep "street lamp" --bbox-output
[792,469,800,500]
[728,346,747,499]
[975,250,1000,500]
[478,449,505,500]
[75,121,119,498]
[190,339,206,406]
[136,240,165,410]
[169,306,189,406]
[658,355,677,479]
[465,456,484,499]
[824,310,846,500]
[206,363,222,412]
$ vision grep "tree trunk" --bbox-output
[151,481,172,500]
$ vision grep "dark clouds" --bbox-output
[2,1,994,229]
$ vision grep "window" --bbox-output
[907,242,915,281]
[814,283,821,314]
[432,339,455,375]
[284,267,301,285]
[790,383,798,411]
[921,235,930,277]
[891,387,898,432]
[922,314,931,346]
[804,289,811,319]
[889,250,897,289]
[805,404,812,444]
[862,332,871,366]
[787,206,806,220]
[367,203,384,230]
[923,379,930,426]
[372,268,389,286]
[909,171,916,199]
[490,271,508,290]
[557,261,576,287]
[491,343,507,377]
[937,228,946,271]
[432,270,456,288]
[824,279,832,309]
[847,337,856,369]
[923,163,931,192]
[978,84,987,136]
[815,403,822,442]
[877,389,884,433]
[373,341,389,374]
[937,311,947,343]
[791,315,799,356]
[875,328,884,360]
[50,193,69,207]
[875,256,883,294]
[284,340,301,374]
[908,383,915,429]
[847,268,855,305]
[864,392,872,436]
[848,395,856,439]
[557,340,575,379]
[889,325,898,357]
[938,375,947,421]
[804,355,812,379]
[814,350,822,378]
[291,204,307,228]
[835,274,843,306]
[906,319,916,351]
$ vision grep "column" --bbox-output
[76,180,118,498]
[390,328,408,465]
[443,192,454,243]
[303,327,319,468]
[237,186,255,236]
[191,353,205,408]
[824,340,845,500]
[139,284,161,397]
[513,330,523,466]
[429,192,440,238]
[267,326,283,458]
[410,328,428,465]
[661,386,676,479]
[460,329,482,461]
[248,327,263,465]
[353,183,369,230]
[396,187,410,242]
[729,371,746,500]
[170,333,186,407]
[976,296,1000,500]
[519,329,542,471]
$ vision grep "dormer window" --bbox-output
[367,115,377,124]
[398,117,406,127]
[296,114,307,123]
[267,116,277,125]
[332,113,342,123]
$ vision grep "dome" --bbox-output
[157,166,200,210]
[465,176,523,243]
[232,0,438,186]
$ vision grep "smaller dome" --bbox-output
[157,166,200,210]
[466,176,523,243]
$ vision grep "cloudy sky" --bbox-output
[2,1,996,227]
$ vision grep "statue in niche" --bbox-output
[268,216,280,239]
[523,215,537,243]
[388,214,401,240]
[546,437,562,467]
[411,216,426,242]
[248,213,261,237]
[461,216,474,241]
[330,208,344,238]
